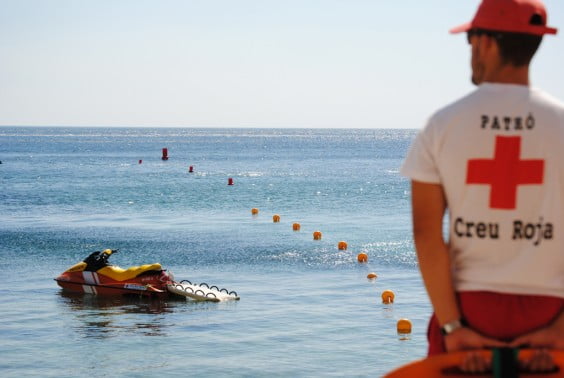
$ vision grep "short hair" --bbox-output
[468,29,543,66]
[495,32,543,66]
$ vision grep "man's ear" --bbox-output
[482,34,500,58]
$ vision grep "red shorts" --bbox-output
[427,291,563,356]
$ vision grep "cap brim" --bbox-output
[449,22,558,35]
[449,22,471,34]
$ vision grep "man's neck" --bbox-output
[483,64,530,85]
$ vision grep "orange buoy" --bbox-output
[382,290,395,304]
[189,165,194,173]
[292,223,301,231]
[397,318,412,334]
[228,178,234,185]
[161,148,169,161]
[313,231,322,240]
[251,208,259,215]
[273,214,281,223]
[367,272,378,280]
[357,252,368,263]
[338,241,348,250]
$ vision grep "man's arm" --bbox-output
[411,180,505,351]
[411,180,460,325]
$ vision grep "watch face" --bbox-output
[441,319,462,335]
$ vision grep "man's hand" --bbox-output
[445,327,507,352]
[446,328,504,374]
[511,311,564,350]
[510,324,564,350]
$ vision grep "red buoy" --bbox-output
[138,159,142,164]
[162,148,169,161]
[228,178,234,185]
[189,165,194,173]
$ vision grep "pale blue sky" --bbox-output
[1,0,563,128]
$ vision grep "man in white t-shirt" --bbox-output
[401,0,563,371]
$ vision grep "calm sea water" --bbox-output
[0,127,430,377]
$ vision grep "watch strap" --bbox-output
[440,318,467,335]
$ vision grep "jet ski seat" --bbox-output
[97,264,163,281]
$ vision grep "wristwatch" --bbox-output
[440,318,467,335]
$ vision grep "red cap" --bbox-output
[450,0,557,36]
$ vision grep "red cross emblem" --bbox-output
[466,136,544,210]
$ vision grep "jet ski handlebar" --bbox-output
[83,249,120,272]
[102,249,119,257]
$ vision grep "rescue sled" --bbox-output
[54,249,239,302]
[385,348,563,378]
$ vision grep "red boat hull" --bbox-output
[55,269,171,298]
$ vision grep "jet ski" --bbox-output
[54,249,239,302]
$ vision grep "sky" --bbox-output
[1,0,563,129]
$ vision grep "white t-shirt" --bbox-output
[401,83,564,298]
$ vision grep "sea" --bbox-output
[0,126,431,377]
